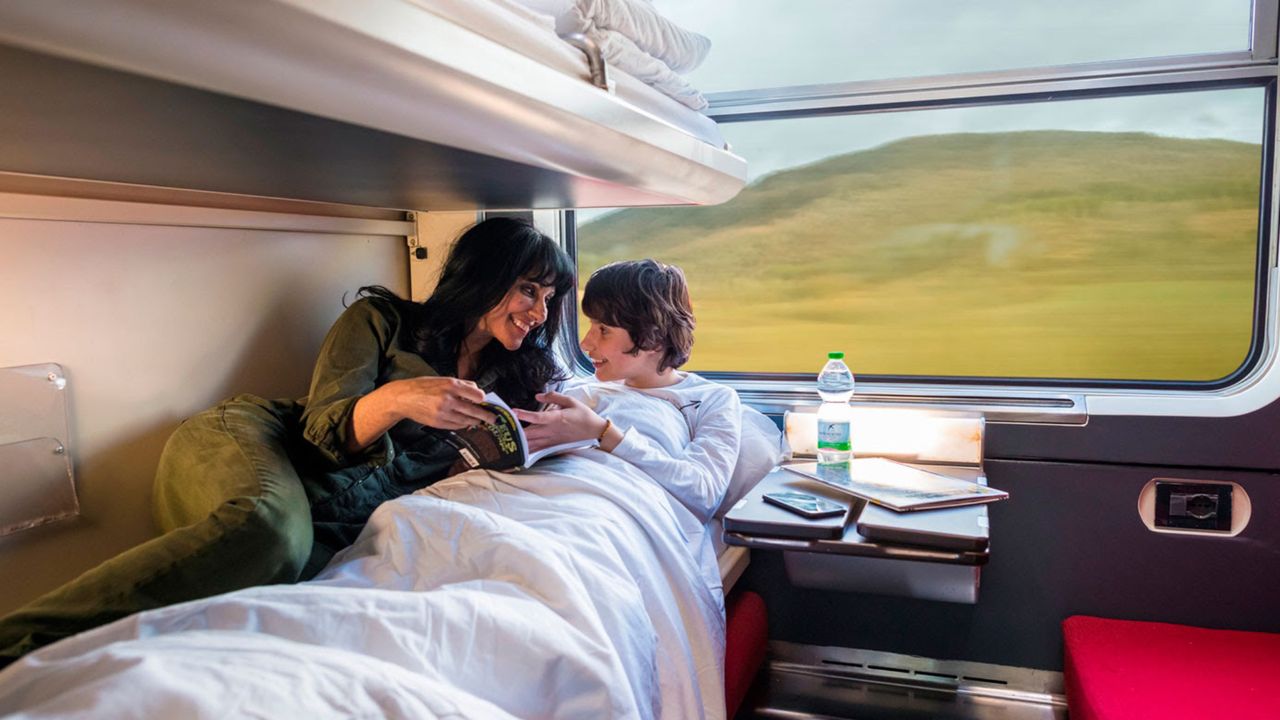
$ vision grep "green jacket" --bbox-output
[291,297,493,551]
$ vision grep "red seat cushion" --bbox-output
[1064,615,1280,720]
[724,590,767,718]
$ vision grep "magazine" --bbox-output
[442,392,597,474]
[783,458,1008,512]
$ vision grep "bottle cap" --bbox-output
[827,351,844,359]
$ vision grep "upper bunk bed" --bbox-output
[0,0,747,212]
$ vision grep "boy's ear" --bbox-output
[639,345,667,371]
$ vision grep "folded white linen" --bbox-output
[556,0,711,74]
[589,26,708,110]
[488,0,710,111]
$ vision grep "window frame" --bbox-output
[565,1,1280,422]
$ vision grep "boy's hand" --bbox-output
[513,391,608,452]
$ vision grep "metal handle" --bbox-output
[559,33,609,90]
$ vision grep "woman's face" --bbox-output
[580,318,664,385]
[474,276,557,351]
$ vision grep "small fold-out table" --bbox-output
[722,463,991,603]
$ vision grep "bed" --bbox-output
[0,406,781,719]
[0,0,747,211]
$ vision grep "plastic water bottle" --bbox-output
[816,351,854,464]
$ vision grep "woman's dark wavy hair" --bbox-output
[581,259,695,372]
[360,217,575,410]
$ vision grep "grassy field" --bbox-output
[577,131,1261,381]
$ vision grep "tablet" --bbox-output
[784,459,1008,512]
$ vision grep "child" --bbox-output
[514,259,742,524]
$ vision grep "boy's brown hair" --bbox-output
[581,259,695,372]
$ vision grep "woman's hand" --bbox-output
[347,376,495,455]
[391,376,496,430]
[513,391,609,452]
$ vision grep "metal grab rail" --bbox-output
[559,32,609,90]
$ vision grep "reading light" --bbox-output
[784,407,984,466]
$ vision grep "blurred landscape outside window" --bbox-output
[577,89,1264,380]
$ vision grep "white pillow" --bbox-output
[715,405,785,518]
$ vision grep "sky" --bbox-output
[594,0,1264,195]
[654,0,1252,95]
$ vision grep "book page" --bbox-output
[481,393,528,461]
[483,392,596,468]
[442,394,526,472]
[526,437,597,466]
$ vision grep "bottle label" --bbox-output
[817,419,851,451]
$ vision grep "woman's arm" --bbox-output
[301,299,492,464]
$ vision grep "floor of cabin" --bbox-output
[738,648,1069,720]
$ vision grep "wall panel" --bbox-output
[0,203,406,615]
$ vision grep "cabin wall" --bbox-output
[0,196,407,616]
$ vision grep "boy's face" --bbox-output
[581,319,666,385]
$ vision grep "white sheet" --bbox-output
[0,452,727,720]
[586,27,708,111]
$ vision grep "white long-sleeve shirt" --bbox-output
[564,372,742,524]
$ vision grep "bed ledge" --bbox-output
[0,0,747,211]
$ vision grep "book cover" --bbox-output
[442,392,596,474]
[784,458,1008,512]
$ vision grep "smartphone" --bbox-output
[762,492,846,519]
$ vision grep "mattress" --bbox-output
[714,519,751,592]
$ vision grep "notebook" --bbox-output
[721,468,852,540]
[855,502,990,551]
[783,458,1008,512]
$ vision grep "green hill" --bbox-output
[578,131,1261,380]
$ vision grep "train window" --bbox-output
[657,0,1254,94]
[575,86,1267,384]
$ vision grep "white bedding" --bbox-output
[411,0,722,135]
[0,450,728,719]
[585,27,709,111]
[549,0,711,110]
[553,0,711,75]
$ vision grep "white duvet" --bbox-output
[0,451,727,719]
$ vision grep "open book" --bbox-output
[784,458,1008,512]
[442,392,597,474]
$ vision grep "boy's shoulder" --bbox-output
[667,372,742,408]
[671,370,724,391]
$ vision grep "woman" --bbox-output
[0,217,575,667]
[515,259,742,524]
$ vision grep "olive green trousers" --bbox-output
[0,394,457,668]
